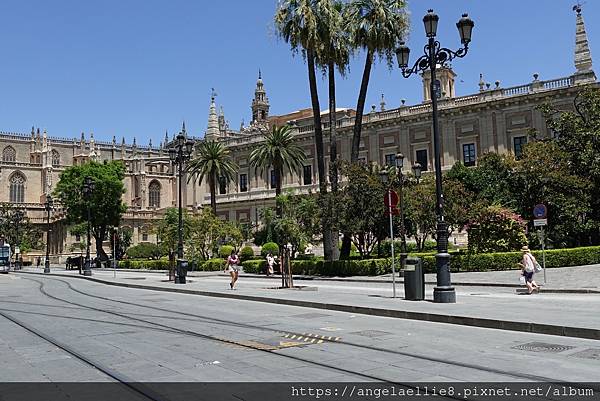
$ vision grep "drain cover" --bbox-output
[512,342,575,353]
[292,313,330,319]
[570,348,600,360]
[350,330,392,338]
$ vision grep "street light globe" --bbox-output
[395,42,410,68]
[395,153,405,169]
[177,132,185,147]
[169,147,177,161]
[185,139,195,156]
[423,9,439,38]
[456,13,474,45]
[379,169,389,184]
[412,163,422,179]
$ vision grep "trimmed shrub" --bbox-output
[261,242,279,257]
[125,243,163,260]
[118,259,170,270]
[219,245,235,258]
[240,246,255,261]
[203,258,226,271]
[241,260,266,274]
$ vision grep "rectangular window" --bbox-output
[142,233,148,242]
[384,154,396,167]
[463,143,476,167]
[416,149,428,171]
[75,234,81,242]
[270,170,277,189]
[513,136,527,159]
[219,177,227,195]
[239,174,248,192]
[303,165,312,185]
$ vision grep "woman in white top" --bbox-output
[520,246,540,294]
[226,250,240,289]
[266,252,275,276]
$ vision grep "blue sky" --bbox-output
[0,0,597,145]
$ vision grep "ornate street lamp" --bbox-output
[168,126,195,284]
[379,168,397,298]
[396,154,424,274]
[82,176,95,276]
[13,210,24,270]
[395,10,474,303]
[44,195,53,273]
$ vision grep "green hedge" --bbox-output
[219,245,235,258]
[261,242,279,257]
[118,258,226,271]
[241,258,391,276]
[419,246,600,273]
[240,246,254,261]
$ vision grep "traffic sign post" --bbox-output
[384,190,399,298]
[534,204,547,284]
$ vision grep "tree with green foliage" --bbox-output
[0,204,42,253]
[515,140,592,248]
[126,242,163,259]
[337,162,388,258]
[538,87,600,244]
[466,205,528,253]
[54,161,126,261]
[249,125,306,215]
[186,141,237,215]
[185,208,243,261]
[157,208,192,261]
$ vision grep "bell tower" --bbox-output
[251,70,270,124]
[421,64,457,102]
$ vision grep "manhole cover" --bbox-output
[350,330,392,338]
[570,348,600,360]
[511,342,575,353]
[292,313,330,319]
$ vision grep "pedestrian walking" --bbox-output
[36,257,41,268]
[225,250,240,289]
[266,252,275,276]
[520,246,541,294]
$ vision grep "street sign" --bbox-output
[386,207,400,216]
[534,218,548,227]
[384,190,399,207]
[533,204,547,219]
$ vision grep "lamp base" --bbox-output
[433,286,456,303]
[44,260,50,274]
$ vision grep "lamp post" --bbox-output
[82,176,95,277]
[379,169,397,298]
[395,9,474,303]
[396,156,423,274]
[44,195,53,273]
[13,210,24,270]
[168,128,195,284]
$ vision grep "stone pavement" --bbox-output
[14,266,600,341]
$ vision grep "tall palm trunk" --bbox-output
[350,49,374,163]
[307,48,334,261]
[342,49,374,259]
[328,59,340,260]
[275,162,283,218]
[209,173,217,215]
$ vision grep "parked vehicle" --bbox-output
[0,241,12,272]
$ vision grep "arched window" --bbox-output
[51,150,60,167]
[2,146,16,163]
[9,172,26,203]
[148,181,161,208]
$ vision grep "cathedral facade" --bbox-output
[0,7,596,262]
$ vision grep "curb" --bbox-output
[15,271,600,342]
[34,268,600,293]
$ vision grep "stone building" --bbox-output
[0,6,596,260]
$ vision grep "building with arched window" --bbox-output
[2,146,16,163]
[9,172,26,203]
[51,149,60,167]
[148,180,161,208]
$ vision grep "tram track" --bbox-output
[18,275,577,384]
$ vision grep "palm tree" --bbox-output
[186,141,237,215]
[340,0,408,259]
[345,0,409,163]
[275,0,337,259]
[249,125,306,216]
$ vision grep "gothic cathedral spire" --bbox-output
[251,70,270,125]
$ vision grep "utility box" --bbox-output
[404,257,424,301]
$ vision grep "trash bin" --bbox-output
[175,259,188,284]
[404,257,424,301]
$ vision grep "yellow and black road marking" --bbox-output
[281,332,341,344]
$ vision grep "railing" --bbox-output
[543,76,574,89]
[502,84,532,97]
